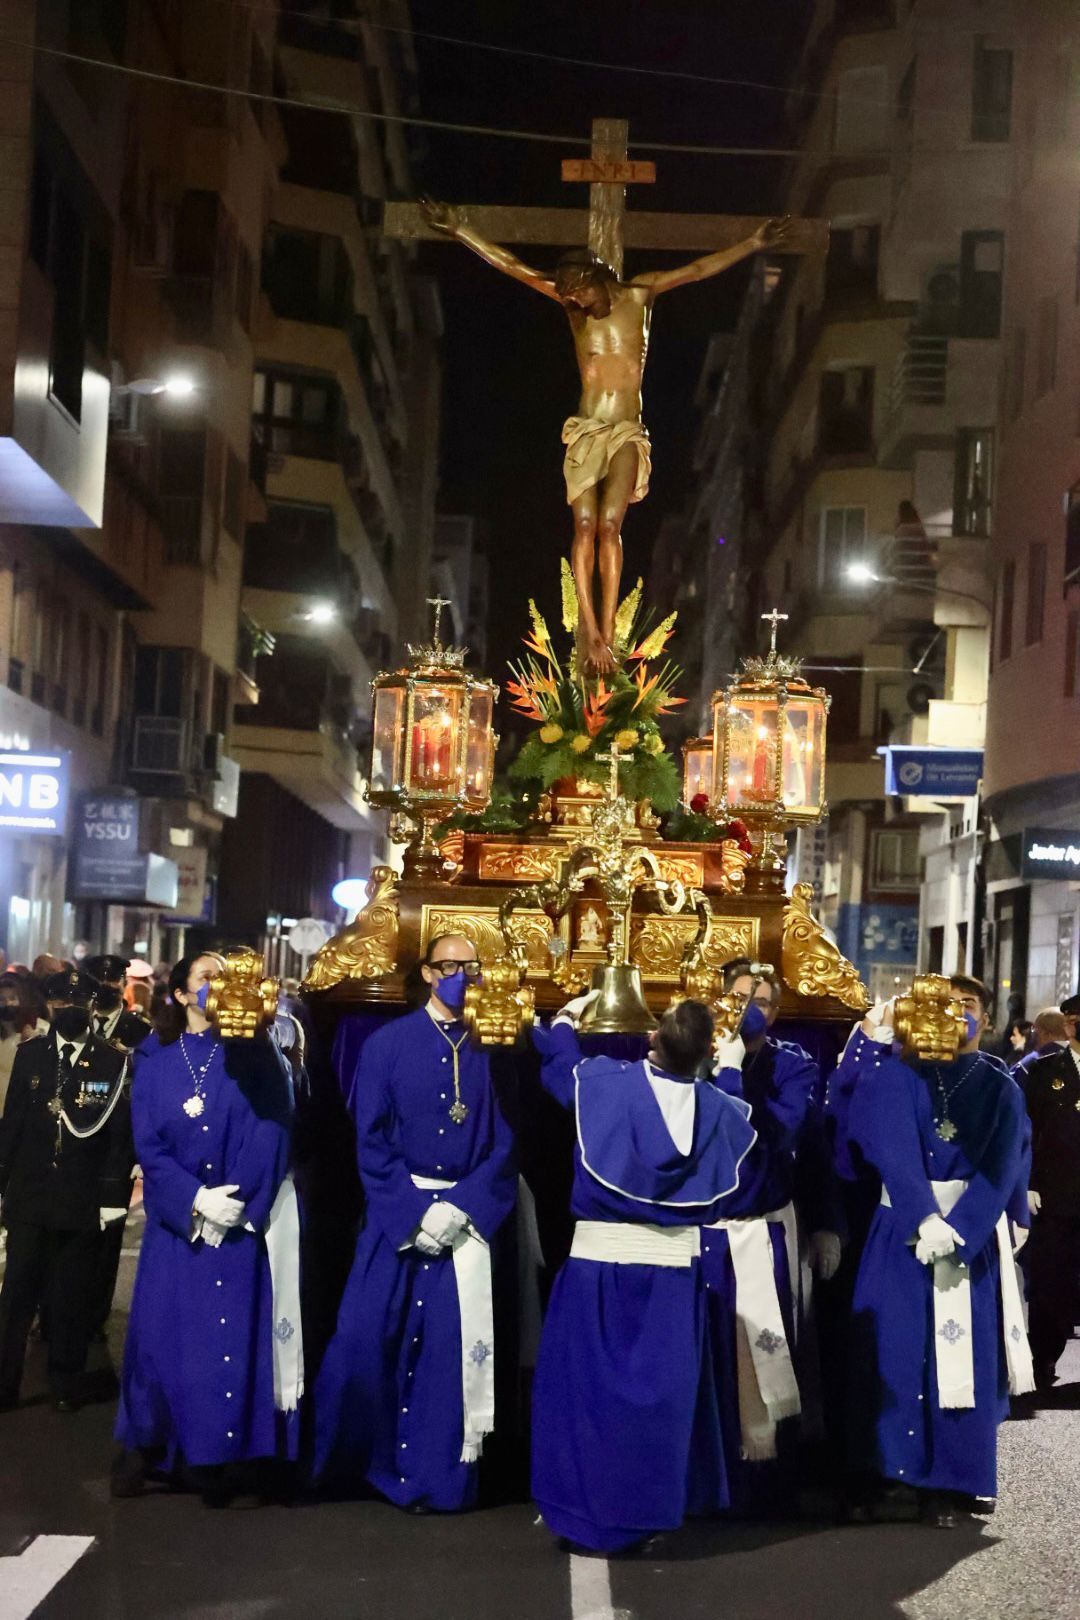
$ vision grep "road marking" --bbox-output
[569,1554,628,1620]
[0,1535,95,1619]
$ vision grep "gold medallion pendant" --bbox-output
[449,1099,469,1126]
[936,1118,958,1143]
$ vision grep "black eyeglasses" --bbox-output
[428,960,481,978]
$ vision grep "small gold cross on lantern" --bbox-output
[426,594,452,648]
[761,608,790,655]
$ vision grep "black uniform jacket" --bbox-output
[0,1033,135,1230]
[1022,1046,1080,1216]
[106,1008,152,1052]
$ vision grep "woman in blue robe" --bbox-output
[113,955,295,1506]
[847,1038,1029,1521]
[530,999,757,1553]
[313,935,517,1511]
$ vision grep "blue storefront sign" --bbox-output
[0,749,70,835]
[879,746,983,798]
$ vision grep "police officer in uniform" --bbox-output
[0,969,134,1411]
[84,955,152,1337]
[84,955,153,1052]
[1020,992,1080,1390]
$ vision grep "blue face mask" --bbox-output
[963,1011,981,1044]
[195,981,211,1011]
[434,970,472,1012]
[741,1001,769,1041]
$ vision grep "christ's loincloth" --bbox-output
[561,417,652,506]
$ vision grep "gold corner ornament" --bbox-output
[304,866,400,991]
[206,948,280,1039]
[463,950,536,1047]
[893,974,967,1065]
[781,883,869,1012]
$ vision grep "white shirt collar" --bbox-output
[54,1031,89,1068]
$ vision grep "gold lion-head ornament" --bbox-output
[205,948,280,1040]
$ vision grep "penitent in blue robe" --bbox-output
[116,1031,295,1468]
[530,1021,757,1552]
[313,1006,516,1510]
[701,1039,817,1503]
[847,1048,1027,1497]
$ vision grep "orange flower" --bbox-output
[583,680,613,737]
[631,665,661,711]
[522,632,554,662]
[506,678,545,721]
[655,694,688,714]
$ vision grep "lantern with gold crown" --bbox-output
[711,610,829,882]
[681,735,715,809]
[368,597,498,879]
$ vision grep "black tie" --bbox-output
[96,1016,109,1036]
[60,1043,76,1074]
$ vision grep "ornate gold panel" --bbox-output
[420,904,555,978]
[630,914,759,984]
[304,866,399,991]
[477,844,562,883]
[651,851,705,887]
[781,882,869,1011]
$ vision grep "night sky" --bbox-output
[408,0,811,677]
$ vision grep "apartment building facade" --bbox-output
[697,0,1013,997]
[0,0,442,965]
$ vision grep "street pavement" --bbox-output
[2,1209,1079,1620]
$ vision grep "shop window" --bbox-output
[971,38,1012,142]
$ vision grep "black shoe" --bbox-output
[110,1447,145,1500]
[920,1492,962,1529]
[1033,1360,1058,1391]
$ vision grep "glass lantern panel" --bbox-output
[409,684,463,794]
[724,696,780,812]
[782,697,826,813]
[683,742,713,805]
[464,687,494,807]
[370,683,405,793]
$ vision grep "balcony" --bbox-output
[879,334,1001,469]
[228,719,372,830]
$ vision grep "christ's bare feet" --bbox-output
[583,626,616,676]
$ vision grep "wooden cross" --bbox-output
[384,117,827,273]
[761,608,789,655]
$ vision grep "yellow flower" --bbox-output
[615,728,639,751]
[643,732,664,755]
[570,733,592,755]
[539,722,564,744]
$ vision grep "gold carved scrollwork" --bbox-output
[420,905,555,977]
[630,915,759,984]
[781,882,869,1011]
[478,845,561,883]
[717,841,750,894]
[653,852,705,888]
[303,866,400,991]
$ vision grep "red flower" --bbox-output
[689,793,710,816]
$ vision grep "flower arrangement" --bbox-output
[506,563,685,811]
[664,795,754,851]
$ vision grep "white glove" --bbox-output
[914,1213,964,1265]
[1028,1189,1042,1216]
[1013,1225,1029,1256]
[713,1033,746,1073]
[555,991,599,1027]
[862,999,896,1045]
[413,1230,443,1258]
[809,1230,842,1281]
[193,1184,245,1228]
[420,1200,469,1248]
[99,1207,126,1232]
[199,1219,226,1249]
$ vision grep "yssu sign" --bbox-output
[880,746,983,798]
[72,795,144,898]
[0,750,70,835]
[1022,828,1080,883]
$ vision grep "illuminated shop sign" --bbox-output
[0,750,70,835]
[1021,828,1080,883]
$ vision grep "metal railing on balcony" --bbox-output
[131,715,195,776]
[888,335,948,420]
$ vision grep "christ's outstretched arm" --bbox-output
[631,216,793,297]
[421,198,560,300]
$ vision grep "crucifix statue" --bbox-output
[387,118,826,676]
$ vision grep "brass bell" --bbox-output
[579,963,657,1036]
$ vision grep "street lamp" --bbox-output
[114,373,198,400]
[304,602,338,626]
[844,563,991,615]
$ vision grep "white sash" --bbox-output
[570,1219,700,1268]
[708,1203,801,1460]
[412,1174,495,1464]
[245,1173,304,1412]
[880,1179,1034,1408]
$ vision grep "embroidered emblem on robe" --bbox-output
[938,1318,966,1345]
